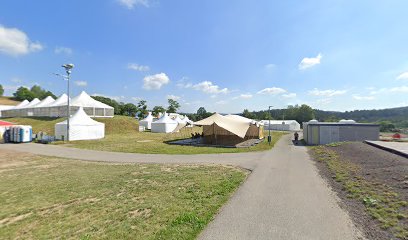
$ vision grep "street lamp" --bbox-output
[54,63,74,141]
[268,105,273,145]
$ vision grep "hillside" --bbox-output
[0,96,20,106]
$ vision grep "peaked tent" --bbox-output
[151,113,178,133]
[55,107,105,141]
[194,113,263,145]
[24,98,40,108]
[14,100,30,109]
[139,112,154,129]
[172,115,187,133]
[32,96,55,108]
[71,91,114,117]
[49,94,70,107]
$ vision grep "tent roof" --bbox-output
[49,94,70,107]
[261,120,299,125]
[14,100,29,109]
[71,91,114,109]
[153,113,177,124]
[24,98,41,108]
[56,107,104,126]
[32,96,55,108]
[194,113,251,138]
[140,112,154,122]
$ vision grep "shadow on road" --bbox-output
[291,139,306,146]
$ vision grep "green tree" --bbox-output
[296,104,315,124]
[137,100,148,118]
[196,107,212,120]
[152,106,166,116]
[242,109,256,119]
[0,84,4,96]
[378,121,395,132]
[167,99,180,113]
[29,85,57,99]
[121,103,138,116]
[13,87,35,101]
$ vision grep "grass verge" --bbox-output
[310,144,408,239]
[4,116,286,154]
[0,151,247,239]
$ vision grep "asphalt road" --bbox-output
[0,135,364,239]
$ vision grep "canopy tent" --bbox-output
[261,120,300,131]
[14,100,29,109]
[1,91,114,118]
[139,112,154,130]
[194,113,264,146]
[151,113,178,133]
[55,107,105,141]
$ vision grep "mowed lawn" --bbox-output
[5,116,287,154]
[0,150,247,239]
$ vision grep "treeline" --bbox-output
[241,104,316,124]
[13,85,57,101]
[92,96,181,118]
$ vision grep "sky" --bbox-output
[1,0,408,113]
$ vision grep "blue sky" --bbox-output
[1,0,408,113]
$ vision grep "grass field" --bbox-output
[0,96,20,106]
[4,116,287,154]
[0,150,247,239]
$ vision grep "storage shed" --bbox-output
[303,119,379,145]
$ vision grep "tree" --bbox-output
[152,106,166,117]
[167,99,180,113]
[121,103,138,116]
[30,85,56,99]
[296,104,315,124]
[13,87,35,101]
[0,84,4,96]
[242,109,256,119]
[92,96,121,114]
[197,107,207,116]
[137,100,148,118]
[196,107,212,120]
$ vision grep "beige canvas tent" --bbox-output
[194,113,264,146]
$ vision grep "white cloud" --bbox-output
[128,63,150,72]
[143,73,170,90]
[352,95,375,100]
[299,53,322,70]
[0,25,43,56]
[117,0,150,9]
[308,88,347,97]
[74,81,87,87]
[257,87,287,95]
[232,93,253,100]
[282,93,297,98]
[396,72,408,80]
[265,63,276,69]
[389,86,408,93]
[167,94,180,100]
[54,46,72,55]
[191,81,229,94]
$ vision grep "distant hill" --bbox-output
[0,96,20,106]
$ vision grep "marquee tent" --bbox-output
[194,113,264,146]
[55,107,105,141]
[261,120,301,131]
[151,113,178,133]
[172,115,187,133]
[1,91,114,118]
[14,100,29,108]
[139,112,154,129]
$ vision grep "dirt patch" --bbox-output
[129,208,152,218]
[0,150,36,170]
[0,212,32,227]
[309,142,408,239]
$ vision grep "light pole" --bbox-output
[54,64,74,141]
[268,105,273,145]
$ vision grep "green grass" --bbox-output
[0,153,247,239]
[310,146,408,239]
[4,116,286,154]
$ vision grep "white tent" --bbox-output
[24,98,40,108]
[49,94,70,107]
[14,100,29,109]
[261,120,300,131]
[151,113,178,133]
[225,114,260,125]
[32,96,55,108]
[71,91,114,117]
[172,115,187,133]
[55,107,105,141]
[139,112,154,129]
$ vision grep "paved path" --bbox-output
[0,135,364,239]
[365,140,408,158]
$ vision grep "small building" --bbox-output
[303,119,379,145]
[260,120,301,131]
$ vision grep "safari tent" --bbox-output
[194,113,264,146]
